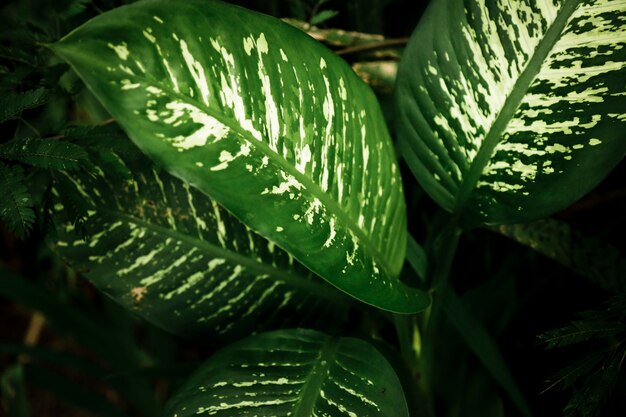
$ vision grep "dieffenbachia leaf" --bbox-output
[396,0,626,227]
[51,0,428,313]
[50,149,347,340]
[164,329,409,417]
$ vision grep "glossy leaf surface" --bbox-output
[50,149,345,340]
[164,329,409,417]
[51,0,429,313]
[396,0,626,226]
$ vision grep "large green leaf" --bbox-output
[164,329,409,417]
[50,0,428,313]
[50,148,346,340]
[396,0,626,227]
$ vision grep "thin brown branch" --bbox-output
[336,38,410,56]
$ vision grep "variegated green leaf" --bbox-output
[396,0,626,227]
[50,149,346,340]
[164,329,409,417]
[51,0,429,313]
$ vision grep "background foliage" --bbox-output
[1,1,625,416]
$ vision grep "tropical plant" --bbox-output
[1,0,625,416]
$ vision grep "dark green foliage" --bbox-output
[540,295,626,417]
[494,219,626,293]
[0,89,50,124]
[0,365,29,417]
[0,162,35,239]
[0,137,90,171]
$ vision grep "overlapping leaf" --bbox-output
[50,149,346,340]
[396,0,626,226]
[164,329,409,417]
[50,0,429,313]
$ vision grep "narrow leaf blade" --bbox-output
[441,283,533,417]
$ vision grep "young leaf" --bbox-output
[0,138,90,171]
[50,149,347,340]
[310,9,339,26]
[164,329,409,417]
[0,88,50,123]
[0,162,35,239]
[396,0,626,227]
[50,0,429,313]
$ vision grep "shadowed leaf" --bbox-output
[164,329,409,417]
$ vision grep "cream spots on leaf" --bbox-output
[108,42,130,60]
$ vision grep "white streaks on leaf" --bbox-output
[158,101,229,150]
[180,40,211,106]
[262,171,304,197]
[323,217,336,248]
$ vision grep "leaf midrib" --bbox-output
[290,336,338,417]
[124,69,397,278]
[88,204,345,302]
[453,0,581,214]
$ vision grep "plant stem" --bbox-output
[394,312,437,417]
[423,220,462,369]
[394,219,461,417]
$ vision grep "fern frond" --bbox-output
[0,138,90,171]
[563,345,626,417]
[543,352,604,394]
[539,321,625,349]
[0,88,50,123]
[0,162,35,239]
